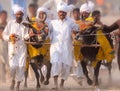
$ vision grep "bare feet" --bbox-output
[16,81,21,91]
[52,76,58,90]
[52,84,58,90]
[10,80,15,90]
[60,79,64,89]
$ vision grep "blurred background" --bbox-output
[0,0,120,19]
[0,0,120,90]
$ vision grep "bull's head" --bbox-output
[22,14,48,48]
[75,26,98,45]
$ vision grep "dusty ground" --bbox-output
[0,59,120,91]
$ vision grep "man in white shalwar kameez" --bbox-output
[2,6,33,90]
[49,1,79,89]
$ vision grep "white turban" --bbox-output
[57,1,68,12]
[80,3,90,13]
[88,1,95,12]
[67,4,75,12]
[80,1,95,13]
[13,5,24,14]
[36,7,48,19]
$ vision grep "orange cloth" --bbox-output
[96,0,104,6]
[75,20,93,31]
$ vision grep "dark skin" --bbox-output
[39,11,46,20]
[72,10,80,36]
[15,11,24,24]
[58,11,67,21]
[0,12,7,39]
[28,6,37,17]
[73,10,80,20]
[0,12,7,26]
[92,14,102,25]
[81,11,90,20]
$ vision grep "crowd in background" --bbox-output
[0,0,120,90]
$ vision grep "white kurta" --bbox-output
[49,17,79,79]
[3,20,29,67]
[3,20,29,81]
[50,17,79,66]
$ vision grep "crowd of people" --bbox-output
[0,0,119,91]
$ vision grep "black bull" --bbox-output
[22,20,51,88]
[76,26,113,85]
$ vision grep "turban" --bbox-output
[13,5,24,14]
[80,1,95,13]
[80,3,90,13]
[88,1,95,12]
[57,1,68,13]
[36,7,48,19]
[67,4,75,12]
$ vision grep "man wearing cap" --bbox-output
[2,5,33,90]
[49,1,79,89]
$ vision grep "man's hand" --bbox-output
[29,30,35,37]
[110,30,120,36]
[0,30,3,39]
[9,33,16,44]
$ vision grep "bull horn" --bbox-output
[39,13,47,23]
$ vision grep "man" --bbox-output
[92,10,103,27]
[28,3,38,19]
[80,3,91,21]
[72,8,84,85]
[0,10,8,83]
[2,6,33,90]
[49,1,79,89]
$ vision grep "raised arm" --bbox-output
[103,19,119,33]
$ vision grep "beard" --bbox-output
[16,17,23,22]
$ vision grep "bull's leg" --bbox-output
[44,62,52,85]
[117,45,120,70]
[24,57,30,88]
[24,70,28,87]
[94,61,101,86]
[105,62,112,76]
[81,61,93,85]
[30,63,40,88]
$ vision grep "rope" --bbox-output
[25,42,100,47]
[78,33,110,37]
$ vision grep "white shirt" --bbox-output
[3,20,29,67]
[49,16,79,66]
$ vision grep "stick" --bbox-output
[25,42,100,47]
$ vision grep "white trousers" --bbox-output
[51,62,71,80]
[10,66,25,82]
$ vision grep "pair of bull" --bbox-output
[23,17,120,88]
